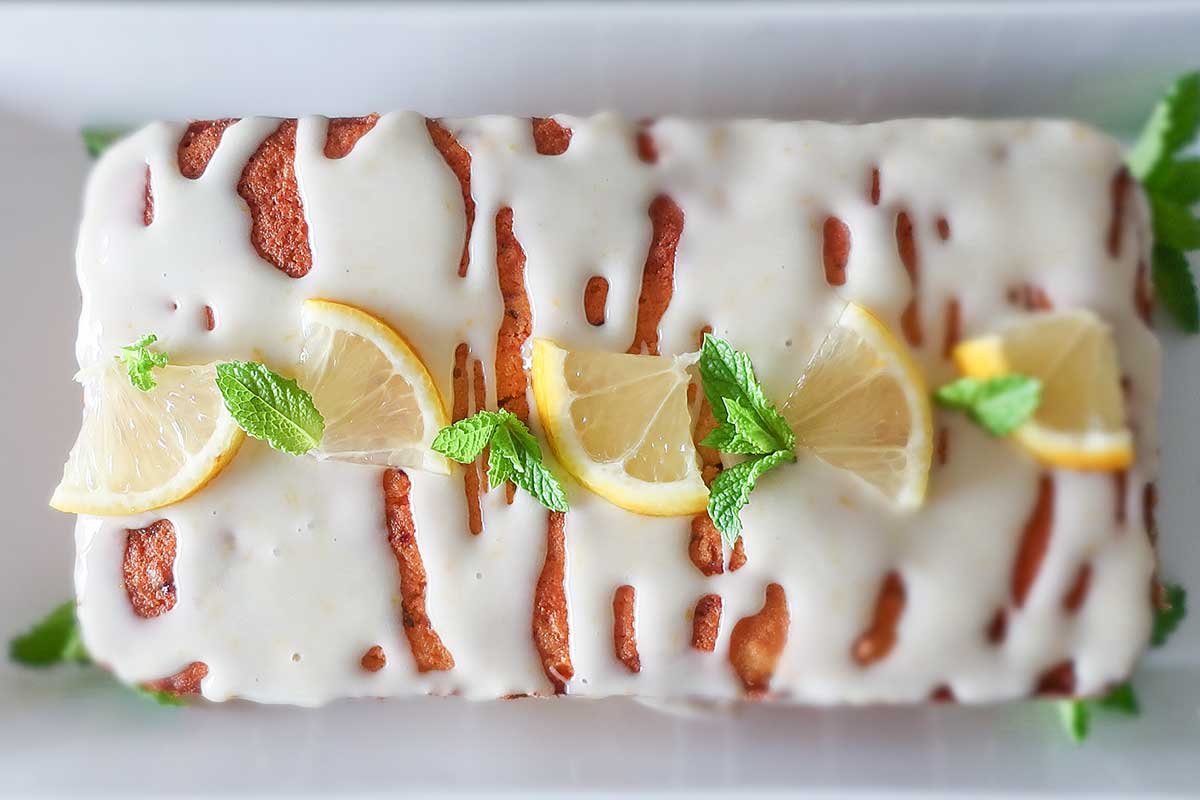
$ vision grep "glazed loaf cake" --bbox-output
[71,113,1159,705]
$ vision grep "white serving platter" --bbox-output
[0,2,1197,796]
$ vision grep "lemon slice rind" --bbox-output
[50,363,245,516]
[532,338,708,517]
[300,298,450,475]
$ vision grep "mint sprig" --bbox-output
[432,409,568,512]
[119,334,169,392]
[708,450,794,547]
[1056,582,1186,742]
[1129,72,1200,332]
[9,600,89,667]
[698,334,796,544]
[215,361,325,456]
[1128,72,1199,183]
[698,334,795,454]
[934,375,1041,436]
[11,601,187,706]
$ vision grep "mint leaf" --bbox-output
[707,450,794,546]
[720,397,784,453]
[1058,700,1091,743]
[1096,682,1140,715]
[215,361,324,455]
[511,459,569,513]
[118,333,169,392]
[1152,245,1200,332]
[488,421,519,469]
[1152,583,1187,647]
[1150,196,1200,251]
[935,375,1041,436]
[9,601,90,667]
[1154,157,1200,205]
[1127,73,1200,334]
[13,601,185,708]
[1128,72,1200,182]
[82,127,128,159]
[699,333,795,455]
[432,412,500,463]
[487,444,516,488]
[699,424,739,453]
[434,409,568,512]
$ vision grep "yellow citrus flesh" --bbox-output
[50,362,244,515]
[299,299,450,473]
[783,302,933,509]
[531,338,708,516]
[952,309,1132,470]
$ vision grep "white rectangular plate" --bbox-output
[0,2,1197,796]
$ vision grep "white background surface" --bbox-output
[0,2,1198,796]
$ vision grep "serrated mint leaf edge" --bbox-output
[431,412,501,463]
[707,450,794,547]
[118,333,168,393]
[1128,72,1200,182]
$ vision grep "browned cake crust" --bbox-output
[383,468,455,672]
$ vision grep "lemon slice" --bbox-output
[951,309,1132,469]
[50,362,244,515]
[299,298,450,473]
[531,339,708,516]
[783,303,933,508]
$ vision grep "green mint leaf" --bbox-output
[698,334,751,425]
[432,412,501,463]
[1057,700,1091,743]
[510,459,569,513]
[1150,196,1200,251]
[935,375,1042,436]
[215,361,325,455]
[707,450,794,547]
[495,413,569,512]
[457,409,568,511]
[1153,157,1200,206]
[1095,682,1140,716]
[721,397,784,454]
[487,445,516,489]
[1152,583,1187,647]
[699,424,738,452]
[699,333,795,453]
[500,410,546,463]
[488,422,520,472]
[118,333,169,392]
[699,425,767,455]
[1152,245,1200,332]
[1128,72,1200,182]
[9,601,90,667]
[82,127,128,159]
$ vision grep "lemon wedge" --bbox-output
[783,303,933,508]
[951,309,1132,470]
[50,362,244,515]
[299,299,450,473]
[531,339,708,516]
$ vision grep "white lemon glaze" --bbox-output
[72,113,1158,706]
